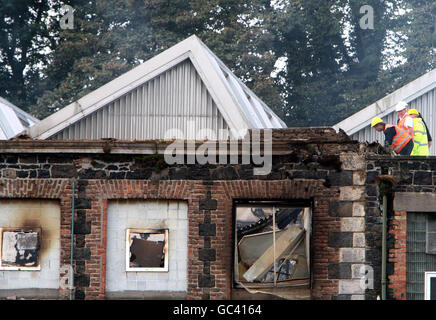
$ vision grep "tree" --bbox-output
[3,0,433,129]
[30,0,283,119]
[267,0,351,126]
[0,0,52,110]
[399,0,436,81]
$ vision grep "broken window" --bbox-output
[234,204,311,289]
[126,229,168,272]
[0,227,41,271]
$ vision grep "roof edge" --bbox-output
[333,68,436,135]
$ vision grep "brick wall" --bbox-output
[388,210,407,300]
[366,156,436,300]
[0,128,369,299]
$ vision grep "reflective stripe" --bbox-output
[392,129,408,149]
[414,130,427,135]
[395,137,410,152]
[415,142,428,146]
[389,126,413,154]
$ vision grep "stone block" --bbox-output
[340,248,365,263]
[340,154,365,171]
[339,186,364,201]
[353,171,365,186]
[198,248,216,261]
[341,218,365,232]
[328,263,352,279]
[338,279,365,294]
[328,232,353,247]
[327,171,353,186]
[329,201,353,217]
[199,224,216,236]
[352,202,365,217]
[3,169,16,179]
[353,233,365,248]
[198,274,215,287]
[74,198,92,210]
[51,165,77,178]
[74,248,91,260]
[199,198,217,211]
[74,274,90,287]
[414,171,432,185]
[351,264,368,279]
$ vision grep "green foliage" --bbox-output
[0,0,52,111]
[0,0,434,128]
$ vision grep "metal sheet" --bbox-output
[243,225,304,282]
[51,59,230,141]
[238,230,285,266]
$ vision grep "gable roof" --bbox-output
[27,35,286,140]
[0,97,39,139]
[333,68,436,135]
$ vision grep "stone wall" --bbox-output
[0,128,372,299]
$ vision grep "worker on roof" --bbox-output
[408,108,432,149]
[408,109,430,156]
[395,101,414,140]
[371,116,414,155]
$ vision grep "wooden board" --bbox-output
[243,225,304,282]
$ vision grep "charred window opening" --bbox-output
[126,229,168,272]
[0,227,41,271]
[234,204,311,288]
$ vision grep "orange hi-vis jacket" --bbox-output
[398,114,414,138]
[385,124,413,154]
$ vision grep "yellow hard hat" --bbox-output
[371,116,384,127]
[408,109,419,115]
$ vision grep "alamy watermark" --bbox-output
[359,265,374,290]
[163,125,272,176]
[60,5,74,30]
[359,5,374,30]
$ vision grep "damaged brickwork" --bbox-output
[0,128,380,300]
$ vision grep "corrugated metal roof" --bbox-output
[333,68,436,154]
[27,35,286,141]
[0,97,39,140]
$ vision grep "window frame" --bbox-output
[0,227,41,271]
[426,215,436,254]
[232,200,312,289]
[125,228,169,272]
[424,271,436,300]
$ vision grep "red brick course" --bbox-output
[388,210,407,300]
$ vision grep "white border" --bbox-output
[425,271,436,300]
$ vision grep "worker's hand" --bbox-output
[385,143,394,155]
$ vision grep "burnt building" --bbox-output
[0,128,375,300]
[0,35,435,300]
